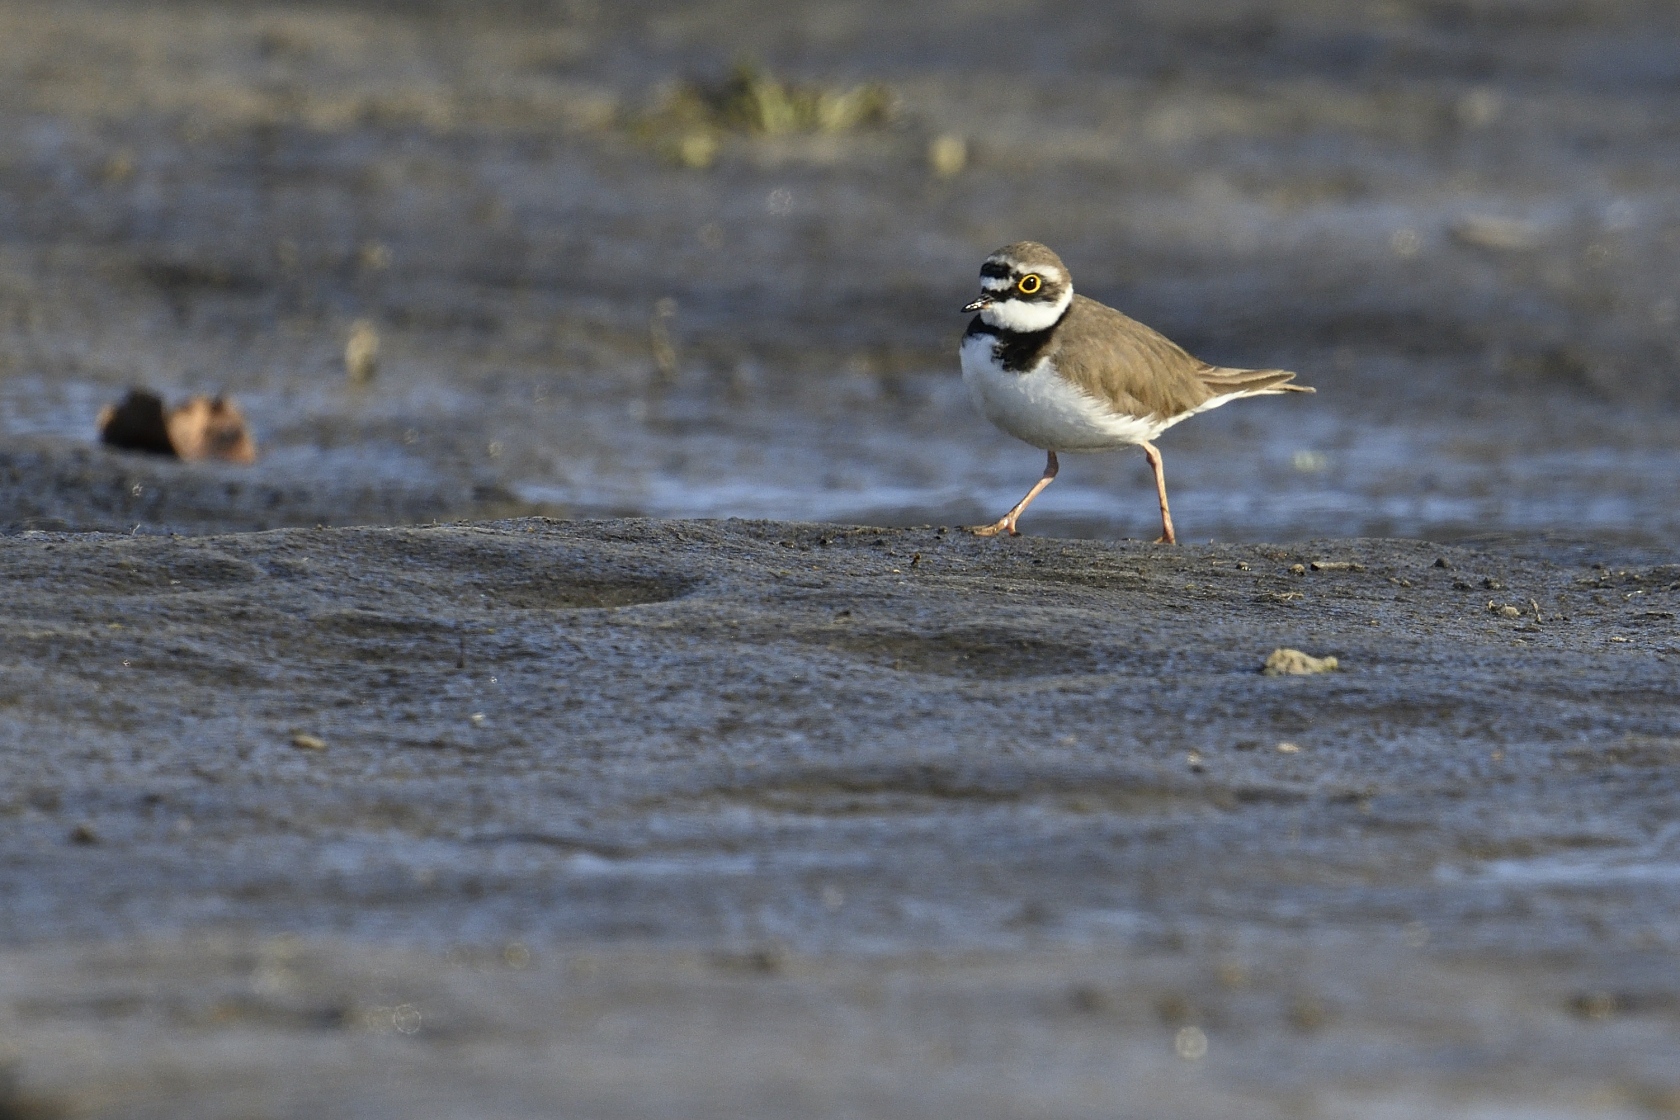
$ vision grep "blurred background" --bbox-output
[2,0,1678,542]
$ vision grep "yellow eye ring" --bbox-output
[1018,274,1042,294]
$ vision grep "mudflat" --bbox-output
[1,517,1677,1118]
[3,0,1680,1113]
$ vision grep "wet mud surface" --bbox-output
[2,518,1678,1117]
[3,0,1680,1114]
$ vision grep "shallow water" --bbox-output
[7,348,1680,542]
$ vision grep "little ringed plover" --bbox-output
[960,241,1314,542]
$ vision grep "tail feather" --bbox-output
[1198,365,1314,396]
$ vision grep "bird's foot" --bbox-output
[970,518,1017,537]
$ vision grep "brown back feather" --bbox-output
[1049,296,1313,418]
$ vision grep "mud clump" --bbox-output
[98,389,257,464]
[1262,647,1339,675]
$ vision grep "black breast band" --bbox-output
[965,315,1060,374]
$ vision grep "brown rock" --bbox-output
[99,390,258,463]
[97,389,175,456]
[166,396,258,463]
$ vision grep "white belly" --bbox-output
[960,333,1163,452]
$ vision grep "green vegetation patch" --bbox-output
[636,61,898,167]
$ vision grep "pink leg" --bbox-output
[1140,441,1176,544]
[972,451,1058,537]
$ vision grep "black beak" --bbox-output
[962,294,993,313]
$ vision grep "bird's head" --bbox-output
[963,241,1073,332]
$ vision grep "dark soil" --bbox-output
[1,517,1676,1117]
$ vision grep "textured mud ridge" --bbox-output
[0,518,1677,1119]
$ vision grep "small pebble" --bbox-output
[290,732,327,751]
[345,320,380,383]
[928,133,967,177]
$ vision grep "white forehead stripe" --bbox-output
[982,261,1066,286]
